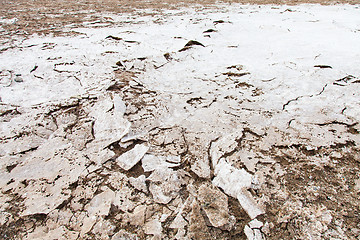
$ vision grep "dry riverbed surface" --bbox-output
[0,1,360,239]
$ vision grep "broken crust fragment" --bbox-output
[112,230,139,240]
[116,144,149,170]
[81,188,116,236]
[129,205,147,226]
[25,226,79,240]
[188,199,212,239]
[213,158,264,220]
[210,129,244,167]
[169,212,187,229]
[85,188,115,216]
[129,175,148,193]
[9,138,89,216]
[197,183,235,230]
[141,154,180,172]
[148,168,184,204]
[144,217,163,237]
[88,94,131,149]
[237,189,264,220]
[191,155,211,179]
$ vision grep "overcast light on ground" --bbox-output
[0,2,360,239]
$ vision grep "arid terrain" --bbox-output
[0,0,360,239]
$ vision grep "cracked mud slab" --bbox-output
[1,2,360,240]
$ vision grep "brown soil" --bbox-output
[0,0,359,40]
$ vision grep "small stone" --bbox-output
[320,210,333,225]
[261,222,270,235]
[160,213,169,223]
[174,228,187,239]
[160,207,172,222]
[238,150,259,173]
[87,148,115,166]
[121,132,146,143]
[191,156,211,179]
[212,158,264,219]
[168,197,183,212]
[113,94,126,116]
[212,158,253,197]
[145,204,162,221]
[167,155,181,164]
[119,140,133,148]
[330,151,342,158]
[147,168,183,204]
[14,76,23,82]
[89,96,131,148]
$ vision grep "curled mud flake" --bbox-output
[314,65,332,69]
[184,40,205,48]
[14,75,23,83]
[203,29,217,33]
[179,40,205,52]
[222,72,250,77]
[106,35,123,41]
[214,20,225,24]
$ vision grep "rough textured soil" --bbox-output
[0,0,359,38]
[1,0,360,240]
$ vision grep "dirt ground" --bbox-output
[0,0,359,38]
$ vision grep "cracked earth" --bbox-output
[1,1,360,239]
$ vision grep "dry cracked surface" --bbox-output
[1,1,360,240]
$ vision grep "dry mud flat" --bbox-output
[1,2,360,240]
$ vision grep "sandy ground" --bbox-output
[1,1,360,240]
